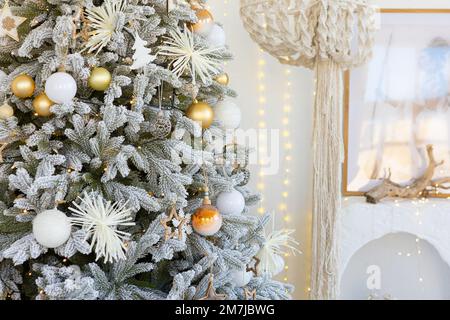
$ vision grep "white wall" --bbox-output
[209,0,450,300]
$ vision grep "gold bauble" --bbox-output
[0,102,14,120]
[186,101,214,129]
[215,73,229,86]
[189,9,214,34]
[33,92,54,117]
[88,67,112,91]
[11,74,35,98]
[192,199,222,236]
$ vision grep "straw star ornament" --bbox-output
[158,27,222,84]
[0,1,26,42]
[160,206,189,241]
[83,0,127,54]
[244,288,257,300]
[198,275,227,300]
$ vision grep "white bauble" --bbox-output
[256,252,285,277]
[32,209,71,248]
[207,24,226,48]
[45,72,77,104]
[214,99,241,129]
[216,189,245,215]
[271,254,285,276]
[230,268,252,287]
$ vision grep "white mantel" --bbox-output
[338,197,450,281]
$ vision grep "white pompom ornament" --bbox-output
[256,222,301,277]
[214,98,241,130]
[216,189,245,215]
[45,72,77,104]
[207,24,226,48]
[32,209,71,248]
[230,268,252,287]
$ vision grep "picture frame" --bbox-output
[343,9,450,197]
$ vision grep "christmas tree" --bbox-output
[0,0,296,300]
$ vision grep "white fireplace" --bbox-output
[338,198,450,299]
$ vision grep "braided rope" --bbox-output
[240,0,377,69]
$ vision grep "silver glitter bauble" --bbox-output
[233,167,251,186]
[150,111,172,139]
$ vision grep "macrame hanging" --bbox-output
[240,0,377,299]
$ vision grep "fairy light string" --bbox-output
[392,198,427,294]
[223,0,228,17]
[413,198,426,293]
[256,48,267,215]
[280,66,293,283]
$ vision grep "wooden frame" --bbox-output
[343,8,450,197]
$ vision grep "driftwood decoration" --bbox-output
[365,145,450,204]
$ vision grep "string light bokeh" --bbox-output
[280,66,293,283]
[256,48,267,215]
